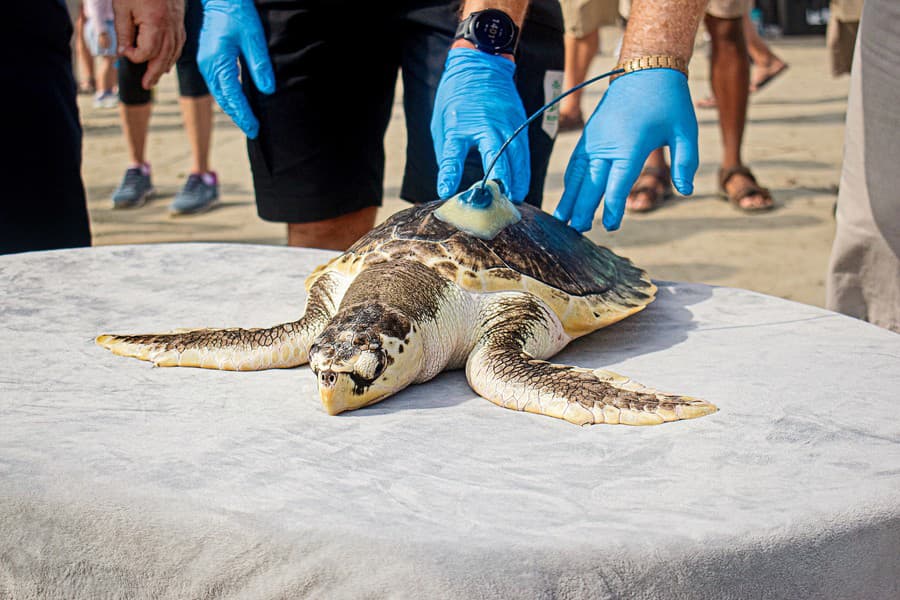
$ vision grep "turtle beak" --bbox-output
[318,369,353,415]
[317,369,394,415]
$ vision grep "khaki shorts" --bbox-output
[619,0,748,22]
[706,0,750,19]
[560,0,619,37]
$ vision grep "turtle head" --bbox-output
[308,304,423,415]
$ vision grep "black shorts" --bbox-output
[245,0,564,223]
[118,0,209,105]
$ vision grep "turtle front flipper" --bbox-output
[96,270,348,371]
[466,293,717,426]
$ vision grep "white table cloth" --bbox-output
[2,243,898,599]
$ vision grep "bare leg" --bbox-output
[287,206,379,251]
[179,95,213,173]
[97,56,117,94]
[743,14,788,92]
[74,7,95,92]
[120,103,152,165]
[559,30,599,128]
[626,148,669,212]
[706,15,772,210]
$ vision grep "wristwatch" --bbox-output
[454,9,520,56]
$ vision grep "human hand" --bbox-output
[197,0,275,139]
[98,31,111,50]
[431,48,529,203]
[113,0,185,89]
[554,69,698,232]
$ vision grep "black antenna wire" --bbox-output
[479,67,624,191]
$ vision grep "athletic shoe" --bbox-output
[169,172,219,215]
[93,91,117,109]
[112,165,154,209]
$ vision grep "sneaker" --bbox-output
[112,165,154,209]
[170,172,219,215]
[95,91,118,109]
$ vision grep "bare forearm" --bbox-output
[619,0,707,63]
[460,0,529,26]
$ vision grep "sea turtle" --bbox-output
[97,182,717,426]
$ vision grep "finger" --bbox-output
[554,140,588,224]
[477,135,515,202]
[436,137,468,199]
[569,158,611,233]
[209,55,260,138]
[140,32,174,89]
[241,24,275,94]
[504,132,531,203]
[173,19,186,65]
[669,126,699,196]
[123,21,162,66]
[114,8,135,54]
[164,20,185,73]
[601,160,643,231]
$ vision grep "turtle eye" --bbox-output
[354,351,384,381]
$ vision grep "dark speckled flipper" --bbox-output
[466,293,717,426]
[96,271,347,371]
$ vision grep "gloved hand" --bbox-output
[197,0,275,139]
[554,68,698,232]
[431,48,529,203]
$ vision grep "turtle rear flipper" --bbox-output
[97,269,348,371]
[466,293,717,426]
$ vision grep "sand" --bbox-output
[80,35,847,308]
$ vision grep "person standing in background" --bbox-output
[827,0,863,77]
[111,0,219,215]
[0,0,184,255]
[695,8,788,109]
[197,0,566,250]
[622,0,774,214]
[75,3,98,94]
[1,1,93,254]
[557,0,620,132]
[826,0,899,333]
[83,0,119,108]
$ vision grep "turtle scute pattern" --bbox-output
[325,201,656,337]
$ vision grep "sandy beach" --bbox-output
[80,34,847,309]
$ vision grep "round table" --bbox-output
[1,243,898,599]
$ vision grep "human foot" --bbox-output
[695,95,717,109]
[558,111,585,133]
[719,165,774,212]
[626,166,672,213]
[750,60,788,93]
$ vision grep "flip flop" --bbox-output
[751,63,789,93]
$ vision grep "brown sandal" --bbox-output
[626,166,673,213]
[718,165,774,212]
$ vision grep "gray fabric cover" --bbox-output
[1,243,898,600]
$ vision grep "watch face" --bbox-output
[473,10,516,52]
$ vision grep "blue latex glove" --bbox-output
[554,69,699,232]
[431,48,529,203]
[197,0,275,139]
